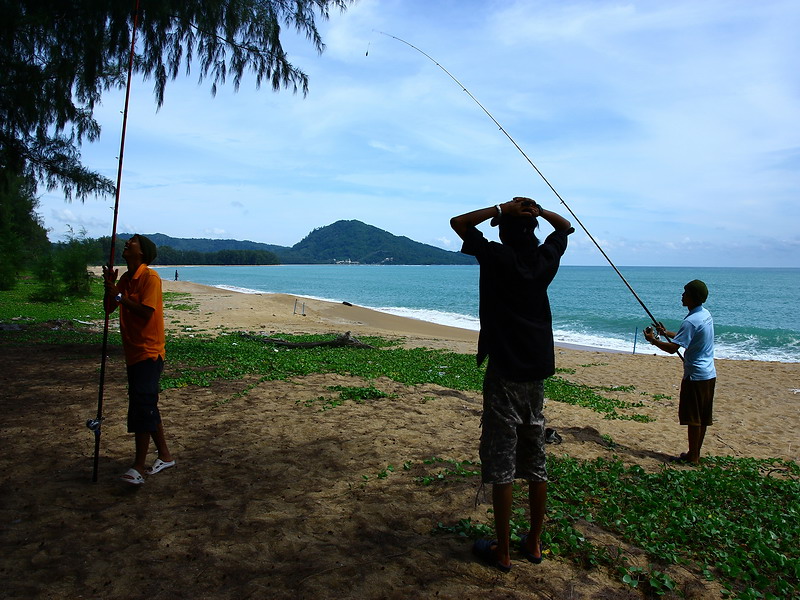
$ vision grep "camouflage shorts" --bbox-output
[479,368,547,485]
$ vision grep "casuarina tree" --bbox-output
[0,0,354,202]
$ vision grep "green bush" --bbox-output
[56,229,102,297]
[29,251,62,302]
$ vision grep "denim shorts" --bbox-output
[126,357,164,433]
[479,367,547,485]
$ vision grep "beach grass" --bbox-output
[0,274,106,323]
[2,278,798,599]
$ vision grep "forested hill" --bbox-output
[121,220,475,265]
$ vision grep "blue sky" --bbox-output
[40,0,799,267]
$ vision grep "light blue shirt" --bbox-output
[673,305,716,381]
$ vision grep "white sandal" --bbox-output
[120,468,145,485]
[146,458,176,475]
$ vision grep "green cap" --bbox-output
[684,279,708,304]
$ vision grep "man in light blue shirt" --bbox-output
[644,280,716,464]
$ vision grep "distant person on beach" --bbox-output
[103,235,175,485]
[450,196,573,572]
[174,270,178,281]
[644,280,716,465]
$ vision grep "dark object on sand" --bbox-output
[239,331,375,349]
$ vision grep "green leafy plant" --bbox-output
[327,384,391,402]
[600,434,617,449]
[620,565,677,596]
[295,384,393,411]
[377,464,395,479]
[545,377,653,422]
[428,454,799,599]
[414,457,481,486]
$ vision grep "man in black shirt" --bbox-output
[451,197,573,572]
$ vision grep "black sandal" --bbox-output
[545,428,563,444]
[472,539,512,573]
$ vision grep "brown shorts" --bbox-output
[678,377,715,427]
[479,367,547,485]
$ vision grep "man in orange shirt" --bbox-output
[104,235,174,484]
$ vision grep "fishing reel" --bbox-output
[86,417,103,432]
[644,326,660,340]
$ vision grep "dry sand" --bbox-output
[1,278,797,599]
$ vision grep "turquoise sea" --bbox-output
[153,265,800,363]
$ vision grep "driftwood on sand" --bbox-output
[238,330,377,349]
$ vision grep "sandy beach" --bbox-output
[1,278,798,599]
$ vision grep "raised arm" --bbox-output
[450,197,570,240]
[103,265,120,314]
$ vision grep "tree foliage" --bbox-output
[109,224,477,265]
[143,246,281,266]
[0,171,50,289]
[290,220,477,265]
[0,0,353,201]
[96,237,279,266]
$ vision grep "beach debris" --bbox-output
[239,331,376,349]
[545,428,563,444]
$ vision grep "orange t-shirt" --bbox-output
[116,264,165,365]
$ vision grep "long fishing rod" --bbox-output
[89,0,142,482]
[376,31,682,355]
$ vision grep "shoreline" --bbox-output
[209,284,632,355]
[162,277,789,362]
[91,266,797,362]
[162,278,634,356]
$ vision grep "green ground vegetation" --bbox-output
[0,279,654,422]
[2,282,797,599]
[163,291,198,312]
[428,455,799,600]
[0,274,106,323]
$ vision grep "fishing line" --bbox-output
[89,0,142,482]
[375,31,682,356]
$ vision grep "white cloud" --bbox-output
[36,0,800,267]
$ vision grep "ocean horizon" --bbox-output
[154,264,800,364]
